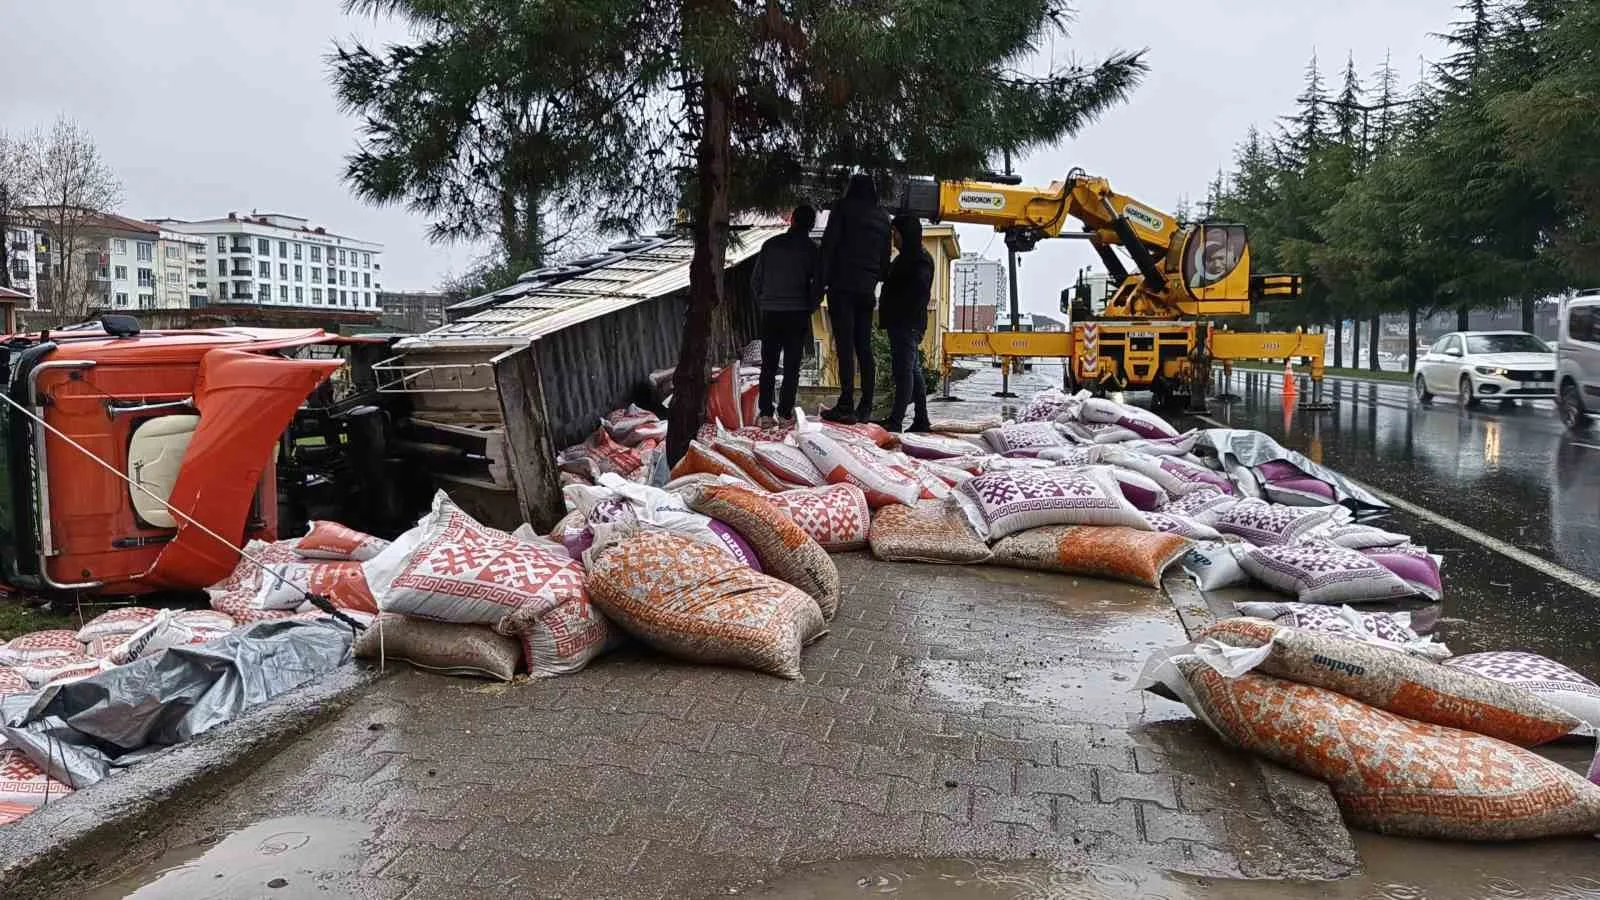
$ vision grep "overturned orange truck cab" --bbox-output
[0,319,406,596]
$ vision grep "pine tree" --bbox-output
[1280,52,1329,167]
[1369,51,1401,159]
[1332,53,1365,165]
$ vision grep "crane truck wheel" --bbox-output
[1414,375,1432,405]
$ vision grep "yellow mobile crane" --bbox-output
[893,170,1326,407]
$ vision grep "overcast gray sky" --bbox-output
[4,0,1457,299]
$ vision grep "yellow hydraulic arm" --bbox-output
[895,171,1301,319]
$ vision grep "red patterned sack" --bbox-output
[0,749,73,826]
[366,492,590,630]
[711,432,791,493]
[0,666,30,696]
[753,442,826,487]
[207,539,302,620]
[296,521,392,562]
[75,606,161,643]
[765,484,871,551]
[0,630,83,667]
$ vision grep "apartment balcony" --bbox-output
[229,292,254,302]
[228,267,254,277]
[228,245,254,255]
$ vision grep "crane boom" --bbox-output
[894,171,1301,320]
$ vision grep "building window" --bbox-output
[294,265,303,281]
[311,269,321,284]
[216,236,227,252]
[338,249,347,265]
[114,265,128,280]
[292,243,302,260]
[166,271,180,286]
[279,285,289,301]
[113,239,128,254]
[279,263,288,279]
[362,272,370,288]
[255,261,267,278]
[164,244,180,260]
[217,260,227,276]
[309,246,320,262]
[278,240,288,258]
[295,286,304,302]
[363,252,371,267]
[337,270,346,286]
[114,292,128,306]
[311,287,323,304]
[137,267,154,287]
[326,267,335,283]
[257,238,270,255]
[364,292,373,307]
[139,295,155,310]
[136,242,153,262]
[258,282,270,300]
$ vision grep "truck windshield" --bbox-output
[1466,334,1550,355]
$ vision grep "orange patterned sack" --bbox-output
[869,499,992,565]
[669,441,758,488]
[766,484,871,551]
[1149,654,1600,840]
[688,484,839,619]
[296,521,391,562]
[990,525,1190,588]
[1199,618,1578,746]
[586,531,825,679]
[711,431,792,493]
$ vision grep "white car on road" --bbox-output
[1414,331,1557,408]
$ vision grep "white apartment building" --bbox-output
[155,230,209,310]
[951,252,1005,326]
[155,212,383,310]
[5,209,163,311]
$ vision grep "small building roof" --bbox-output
[0,286,30,302]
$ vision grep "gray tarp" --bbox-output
[0,620,353,789]
[1196,428,1390,519]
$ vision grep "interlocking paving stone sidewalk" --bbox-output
[39,555,1353,899]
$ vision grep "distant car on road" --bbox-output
[1556,291,1600,431]
[1414,331,1556,408]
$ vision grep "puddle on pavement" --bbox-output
[749,833,1600,899]
[82,816,371,899]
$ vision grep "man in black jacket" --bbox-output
[816,173,892,424]
[751,204,819,423]
[877,214,934,433]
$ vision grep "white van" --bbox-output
[1557,290,1600,431]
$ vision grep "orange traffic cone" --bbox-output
[1282,359,1298,399]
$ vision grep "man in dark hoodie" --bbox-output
[876,214,934,433]
[750,204,819,423]
[816,173,892,424]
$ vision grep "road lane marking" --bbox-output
[1194,413,1600,598]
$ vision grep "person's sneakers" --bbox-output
[820,406,857,425]
[907,419,934,433]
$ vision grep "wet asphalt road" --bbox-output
[1196,369,1600,673]
[936,362,1600,675]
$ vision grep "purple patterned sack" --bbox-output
[1264,476,1337,507]
[1362,544,1443,601]
[956,465,1148,540]
[1079,397,1180,440]
[1060,420,1142,444]
[1086,465,1167,511]
[1017,388,1078,423]
[1308,523,1411,550]
[983,421,1068,454]
[1215,499,1341,546]
[1124,432,1200,457]
[1037,445,1101,466]
[1255,460,1309,482]
[1160,487,1240,526]
[1233,600,1449,660]
[1144,511,1222,541]
[1104,448,1233,498]
[1240,541,1417,605]
[1446,651,1600,735]
[899,431,987,459]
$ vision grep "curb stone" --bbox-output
[0,663,384,897]
[1161,574,1361,880]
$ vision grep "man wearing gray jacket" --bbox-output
[750,205,819,424]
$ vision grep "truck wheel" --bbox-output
[1560,382,1593,431]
